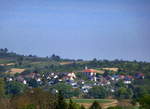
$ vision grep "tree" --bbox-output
[50,83,74,98]
[6,81,26,96]
[0,78,5,98]
[68,99,80,109]
[139,94,150,109]
[56,91,68,109]
[107,106,123,109]
[73,88,81,97]
[68,99,75,109]
[16,56,24,66]
[28,79,38,88]
[50,54,61,61]
[89,101,101,109]
[133,86,148,100]
[88,86,108,98]
[115,87,133,99]
[80,105,86,109]
[115,80,125,88]
[4,48,8,53]
[11,88,57,109]
[0,78,10,109]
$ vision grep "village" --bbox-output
[4,67,145,94]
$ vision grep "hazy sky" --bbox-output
[0,0,150,61]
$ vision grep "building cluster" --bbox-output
[5,68,145,93]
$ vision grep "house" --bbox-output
[81,85,92,93]
[81,69,102,81]
[135,73,144,79]
[67,72,76,81]
[124,80,131,84]
[16,75,24,82]
[82,69,101,75]
[119,75,125,79]
[5,77,13,82]
[23,80,27,84]
[124,75,134,81]
[70,82,78,88]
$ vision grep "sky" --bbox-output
[0,0,150,61]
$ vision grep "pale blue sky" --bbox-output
[0,0,150,61]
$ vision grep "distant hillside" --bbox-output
[0,48,150,76]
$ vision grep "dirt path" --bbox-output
[101,99,118,109]
[78,99,118,109]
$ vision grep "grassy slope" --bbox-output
[66,99,113,103]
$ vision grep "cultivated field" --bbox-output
[66,99,118,109]
[6,68,25,74]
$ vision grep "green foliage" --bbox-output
[76,72,89,80]
[50,54,61,61]
[107,106,123,109]
[0,48,150,102]
[28,79,38,88]
[22,104,36,109]
[0,78,5,98]
[68,99,75,109]
[5,81,26,96]
[0,66,6,73]
[56,91,68,109]
[80,105,86,109]
[11,88,57,109]
[115,80,125,88]
[89,101,101,109]
[16,56,24,66]
[133,86,148,100]
[139,94,150,109]
[68,99,81,109]
[49,83,78,98]
[88,86,108,98]
[115,87,133,99]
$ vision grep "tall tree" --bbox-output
[68,99,75,109]
[80,105,86,109]
[4,48,8,53]
[56,91,68,109]
[89,101,101,109]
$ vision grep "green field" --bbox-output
[0,58,14,64]
[65,99,113,103]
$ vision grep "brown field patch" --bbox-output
[0,63,15,66]
[102,68,119,72]
[77,99,118,109]
[6,68,25,74]
[59,61,74,65]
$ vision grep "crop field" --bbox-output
[0,58,14,64]
[66,99,118,109]
[7,68,25,74]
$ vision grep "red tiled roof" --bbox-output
[127,75,133,79]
